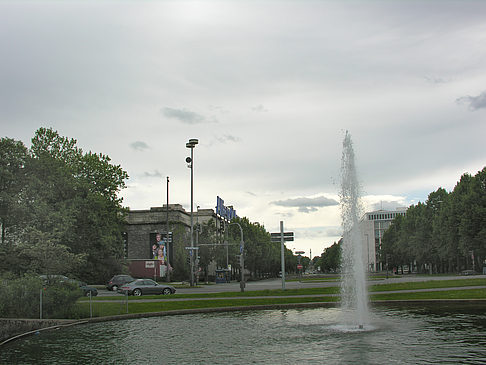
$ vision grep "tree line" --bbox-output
[382,167,486,274]
[196,217,299,281]
[0,128,128,283]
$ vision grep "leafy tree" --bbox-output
[320,240,341,273]
[0,138,29,245]
[381,167,485,274]
[0,128,129,283]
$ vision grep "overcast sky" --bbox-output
[1,1,485,258]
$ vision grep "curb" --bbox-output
[0,320,88,347]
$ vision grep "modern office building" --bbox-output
[359,208,407,272]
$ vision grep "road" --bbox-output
[97,274,485,296]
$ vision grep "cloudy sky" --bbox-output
[1,1,485,258]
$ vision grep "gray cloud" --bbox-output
[143,170,163,178]
[162,107,216,124]
[424,75,449,84]
[252,104,268,112]
[272,196,339,213]
[215,134,241,144]
[369,200,407,212]
[130,141,150,151]
[326,228,343,237]
[456,91,486,111]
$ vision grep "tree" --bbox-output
[0,128,129,282]
[320,241,341,273]
[0,138,29,245]
[380,167,485,274]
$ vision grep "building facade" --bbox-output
[124,204,218,278]
[359,208,407,272]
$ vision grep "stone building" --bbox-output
[124,204,218,278]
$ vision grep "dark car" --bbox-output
[117,279,176,296]
[77,281,98,297]
[106,274,135,291]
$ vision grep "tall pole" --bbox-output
[190,145,194,286]
[186,139,198,287]
[195,205,199,285]
[166,176,170,282]
[280,221,286,290]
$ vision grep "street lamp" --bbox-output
[186,138,198,286]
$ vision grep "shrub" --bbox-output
[0,274,82,318]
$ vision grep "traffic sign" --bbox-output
[297,264,303,270]
[270,232,294,242]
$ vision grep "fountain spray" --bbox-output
[339,131,369,329]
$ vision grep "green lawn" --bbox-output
[74,278,486,319]
[75,296,340,317]
[371,288,486,301]
[80,287,341,301]
[369,278,486,292]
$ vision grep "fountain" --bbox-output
[339,131,370,330]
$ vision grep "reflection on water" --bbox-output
[2,304,486,364]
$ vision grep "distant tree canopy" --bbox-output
[382,167,486,274]
[196,216,297,280]
[318,240,341,273]
[0,128,129,282]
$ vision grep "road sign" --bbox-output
[270,232,294,242]
[297,264,303,270]
[295,251,305,255]
[185,247,199,250]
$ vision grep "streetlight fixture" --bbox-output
[186,138,198,286]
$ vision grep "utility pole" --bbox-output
[166,176,170,282]
[186,138,198,286]
[280,221,286,290]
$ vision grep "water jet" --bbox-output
[339,131,369,329]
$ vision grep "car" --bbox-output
[460,270,477,276]
[39,275,98,297]
[106,274,135,291]
[77,281,98,297]
[117,279,176,296]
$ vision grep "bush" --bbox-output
[0,274,83,319]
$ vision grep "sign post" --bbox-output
[271,222,294,291]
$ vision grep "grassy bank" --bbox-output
[74,278,486,318]
[369,278,486,292]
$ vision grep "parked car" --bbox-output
[460,270,477,276]
[39,275,98,297]
[106,274,134,291]
[117,279,176,296]
[77,281,98,297]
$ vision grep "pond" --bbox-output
[2,304,486,364]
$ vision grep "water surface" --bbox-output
[2,305,486,364]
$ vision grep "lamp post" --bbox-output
[166,176,170,283]
[195,205,200,285]
[186,138,198,287]
[228,222,245,292]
